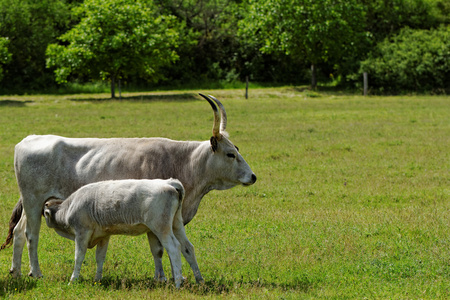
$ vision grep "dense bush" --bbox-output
[359,26,449,93]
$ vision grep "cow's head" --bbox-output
[43,199,64,228]
[200,94,257,190]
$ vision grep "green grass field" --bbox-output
[0,88,449,299]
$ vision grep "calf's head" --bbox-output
[43,199,64,228]
[200,94,257,190]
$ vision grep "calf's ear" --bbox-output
[210,136,218,152]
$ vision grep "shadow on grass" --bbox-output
[0,100,33,107]
[69,92,199,102]
[0,275,315,296]
[290,85,359,96]
[0,276,38,297]
[96,275,314,295]
[186,278,315,295]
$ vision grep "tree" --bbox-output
[362,0,445,42]
[240,0,367,88]
[0,37,11,82]
[46,0,179,98]
[154,0,243,84]
[0,0,70,92]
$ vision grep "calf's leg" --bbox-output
[147,232,166,282]
[71,229,92,283]
[156,232,183,288]
[94,237,110,281]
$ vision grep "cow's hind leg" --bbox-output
[94,237,110,281]
[173,213,204,284]
[24,205,43,278]
[147,231,166,282]
[9,212,27,278]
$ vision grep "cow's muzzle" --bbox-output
[243,174,257,186]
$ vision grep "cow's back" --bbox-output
[14,135,200,202]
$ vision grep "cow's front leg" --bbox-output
[70,230,92,283]
[94,237,110,281]
[147,231,166,282]
[173,216,204,284]
[24,209,43,278]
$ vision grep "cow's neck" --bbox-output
[141,140,218,225]
[172,141,215,225]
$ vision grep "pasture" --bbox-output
[0,88,449,298]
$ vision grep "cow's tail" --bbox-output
[0,198,23,250]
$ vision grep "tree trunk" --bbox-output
[111,76,116,99]
[311,63,317,89]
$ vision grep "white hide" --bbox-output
[44,179,203,288]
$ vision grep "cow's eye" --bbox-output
[227,153,236,159]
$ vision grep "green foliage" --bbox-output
[363,0,445,41]
[240,0,368,87]
[0,89,449,298]
[257,0,365,62]
[340,0,448,88]
[155,0,245,84]
[46,0,179,97]
[359,25,449,93]
[0,0,448,93]
[0,37,11,82]
[0,0,71,91]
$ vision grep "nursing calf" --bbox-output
[43,178,203,288]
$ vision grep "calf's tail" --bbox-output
[168,179,185,203]
[0,198,23,250]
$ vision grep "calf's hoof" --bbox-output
[175,279,183,289]
[28,271,43,278]
[196,277,205,284]
[154,275,167,283]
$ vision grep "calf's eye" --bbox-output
[227,153,236,159]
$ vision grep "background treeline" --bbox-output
[0,0,448,95]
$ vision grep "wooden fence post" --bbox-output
[363,72,368,96]
[119,79,122,100]
[245,76,249,99]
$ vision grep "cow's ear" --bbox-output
[210,136,218,152]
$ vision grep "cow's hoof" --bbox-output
[9,268,22,278]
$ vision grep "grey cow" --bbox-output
[2,94,256,279]
[43,178,203,288]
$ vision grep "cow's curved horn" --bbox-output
[208,95,227,132]
[199,93,221,138]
